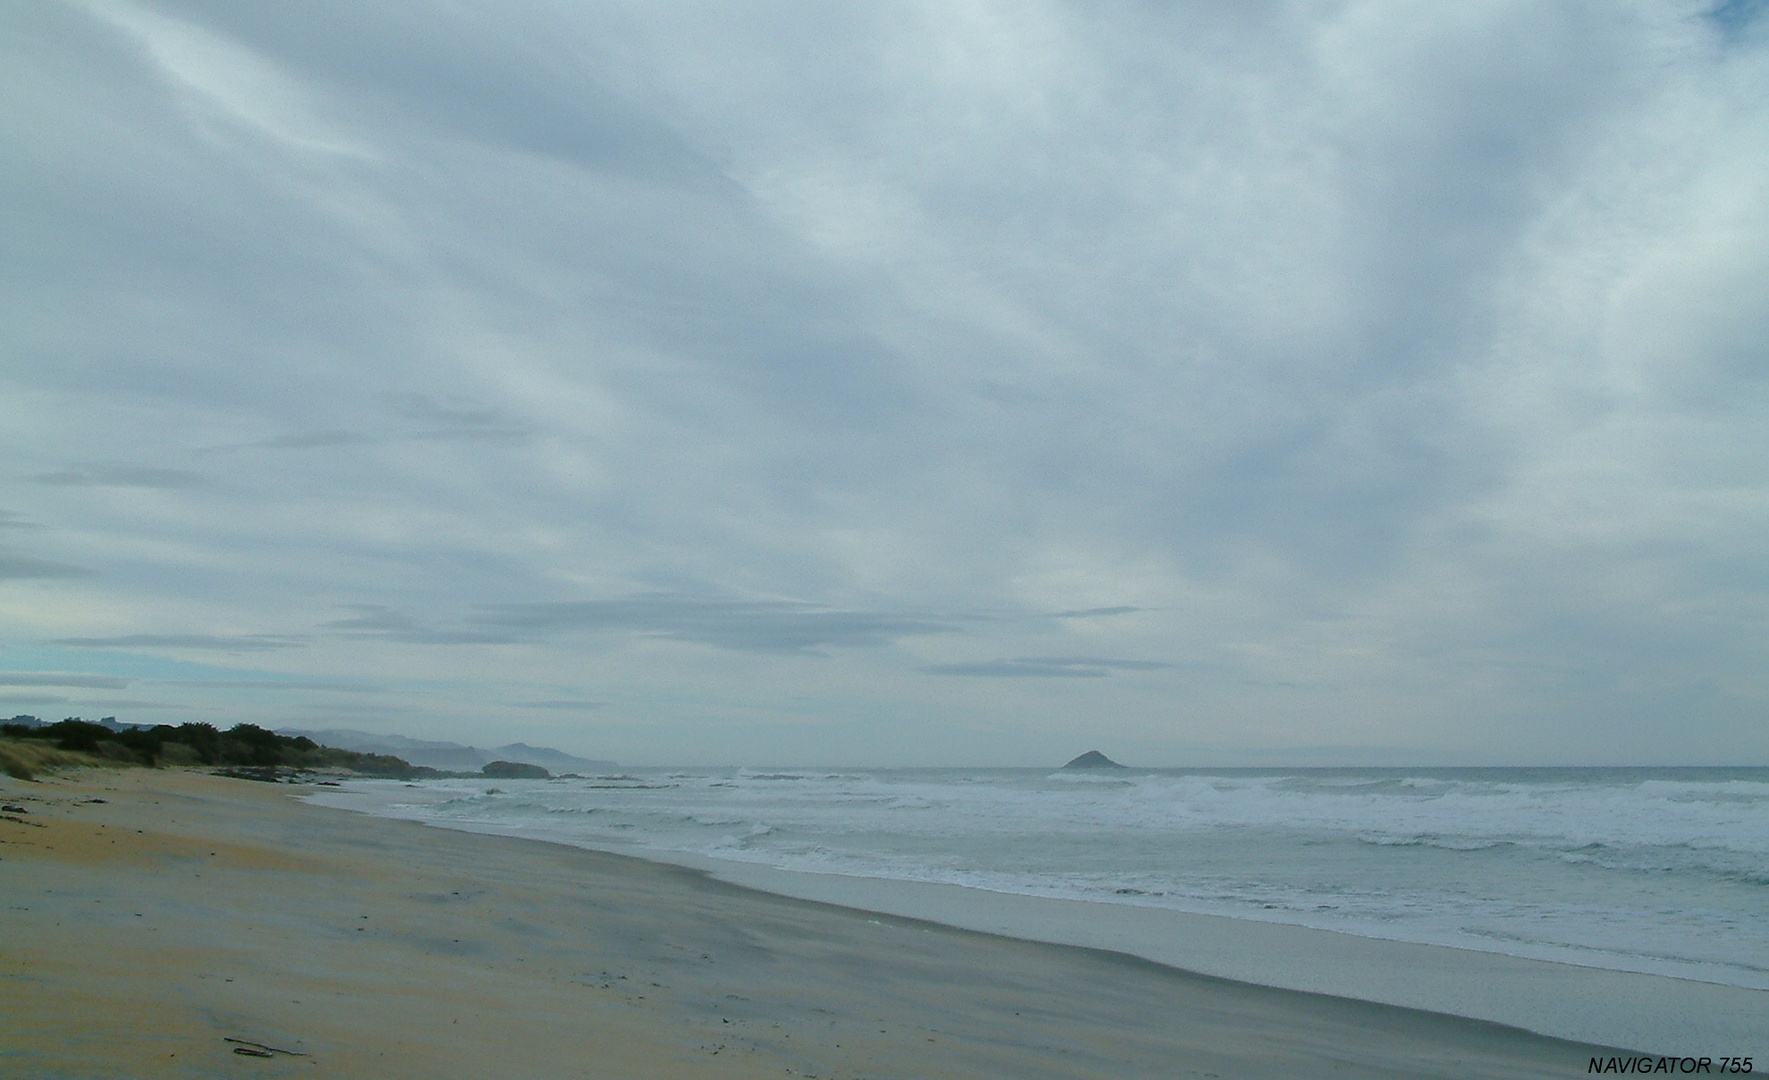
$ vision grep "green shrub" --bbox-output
[3,720,437,777]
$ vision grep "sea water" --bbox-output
[320,766,1769,991]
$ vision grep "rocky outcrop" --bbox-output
[1062,750,1127,769]
[481,760,551,779]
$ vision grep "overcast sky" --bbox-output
[3,0,1766,765]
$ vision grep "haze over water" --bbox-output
[324,765,1769,991]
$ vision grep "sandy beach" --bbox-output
[4,768,1635,1078]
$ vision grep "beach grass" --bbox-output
[0,736,112,780]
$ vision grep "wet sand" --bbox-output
[2,768,1630,1078]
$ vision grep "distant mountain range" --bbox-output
[279,729,616,774]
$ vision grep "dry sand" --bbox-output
[2,768,1628,1079]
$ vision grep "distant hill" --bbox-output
[489,742,611,774]
[280,729,616,774]
[1062,750,1127,769]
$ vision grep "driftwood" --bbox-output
[225,1037,307,1058]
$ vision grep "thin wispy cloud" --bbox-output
[384,394,535,445]
[1049,607,1143,619]
[0,553,96,579]
[157,678,387,693]
[245,431,371,450]
[0,673,130,689]
[0,694,69,707]
[324,606,518,646]
[56,634,307,651]
[923,658,1177,679]
[31,465,204,489]
[72,699,192,711]
[515,699,608,711]
[474,595,963,654]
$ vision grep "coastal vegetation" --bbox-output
[0,737,108,781]
[1,718,436,779]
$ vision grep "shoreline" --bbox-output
[691,858,1769,1055]
[0,767,1726,1078]
[305,778,1769,1055]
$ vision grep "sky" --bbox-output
[2,0,1766,766]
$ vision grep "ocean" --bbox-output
[311,765,1769,992]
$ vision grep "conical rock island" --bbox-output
[1062,750,1126,769]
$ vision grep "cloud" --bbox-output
[324,606,517,645]
[1049,607,1143,619]
[2,0,1766,761]
[0,673,130,689]
[30,465,204,488]
[922,657,1177,679]
[383,394,534,444]
[0,694,69,707]
[514,699,607,711]
[1708,0,1769,39]
[474,594,963,654]
[249,430,371,449]
[0,553,96,579]
[69,699,193,711]
[0,511,44,530]
[82,0,375,159]
[158,678,386,692]
[56,634,306,651]
[324,597,967,654]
